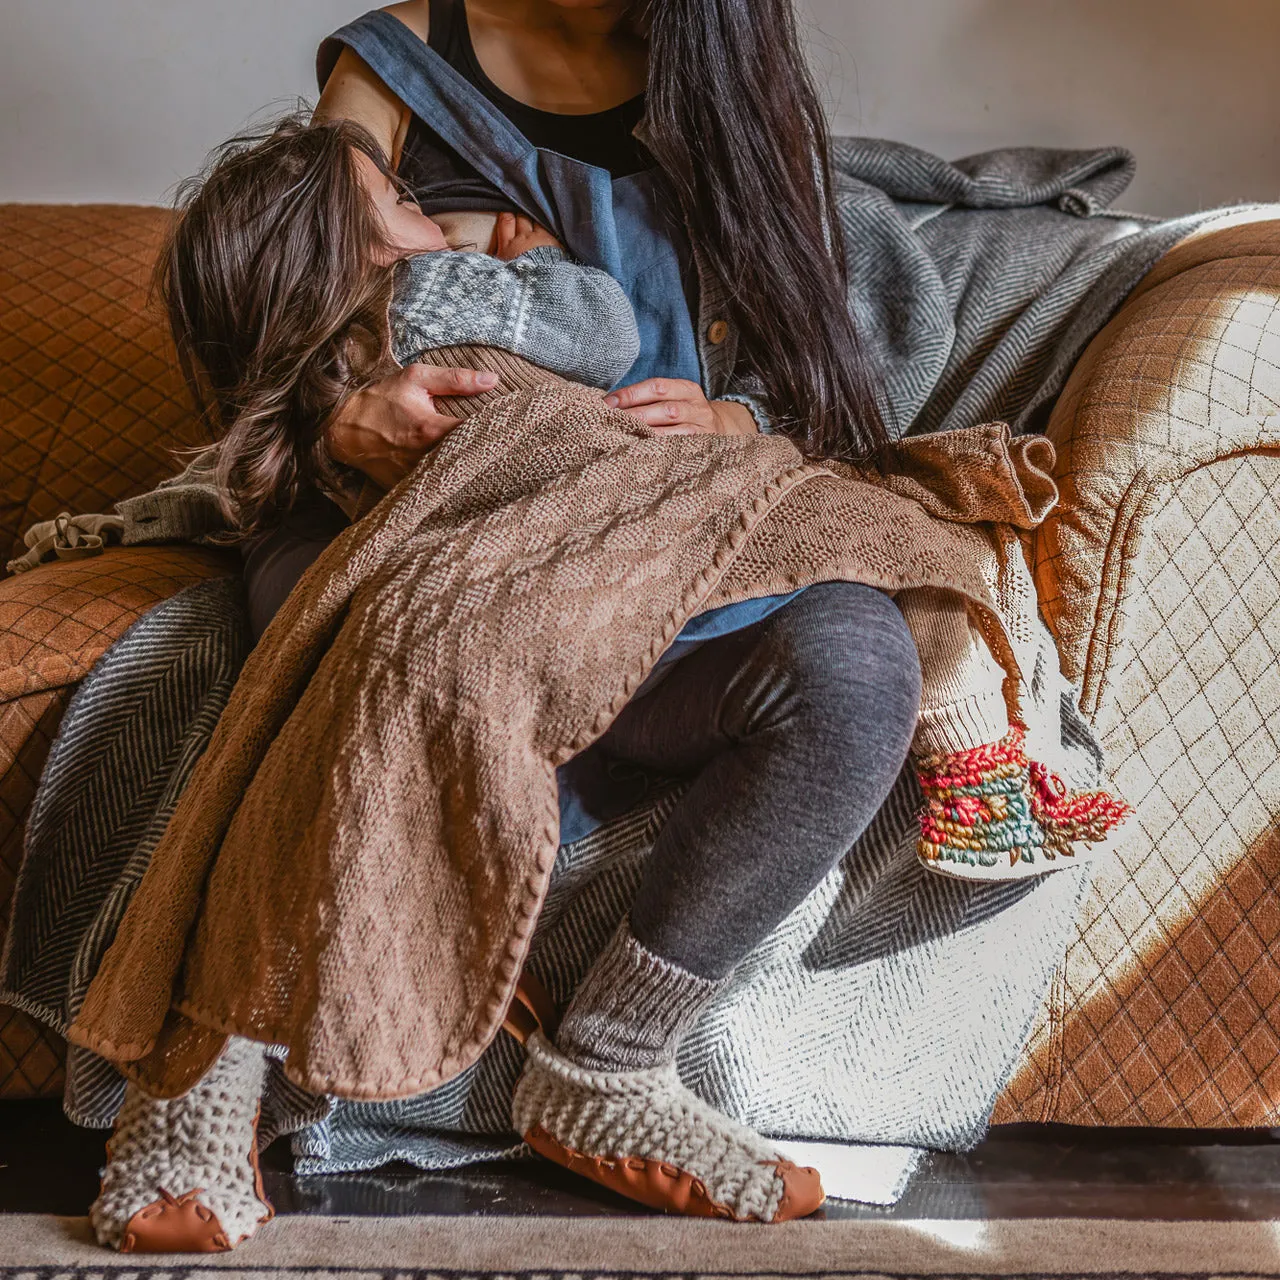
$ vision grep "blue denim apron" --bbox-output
[322,11,799,838]
[322,9,701,389]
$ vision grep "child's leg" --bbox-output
[898,586,1009,757]
[897,586,1130,879]
[92,1037,271,1252]
[241,492,349,640]
[515,582,920,1221]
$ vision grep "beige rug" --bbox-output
[4,1214,1280,1277]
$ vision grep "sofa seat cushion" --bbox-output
[0,546,237,702]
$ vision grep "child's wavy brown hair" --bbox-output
[155,113,402,540]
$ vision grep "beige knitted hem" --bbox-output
[898,585,1011,756]
[91,1036,272,1251]
[513,1032,798,1222]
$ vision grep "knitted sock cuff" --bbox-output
[900,586,1011,755]
[556,918,724,1072]
[914,685,1010,755]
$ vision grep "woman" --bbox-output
[295,0,916,1211]
[90,0,923,1245]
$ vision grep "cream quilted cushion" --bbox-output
[995,210,1280,1125]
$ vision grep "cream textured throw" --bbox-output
[68,352,1063,1102]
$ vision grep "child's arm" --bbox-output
[390,247,641,392]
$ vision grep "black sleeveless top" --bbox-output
[399,0,649,215]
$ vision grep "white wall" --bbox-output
[2,0,1278,216]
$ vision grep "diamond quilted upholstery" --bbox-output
[0,545,235,701]
[0,203,203,562]
[994,213,1280,1126]
[0,546,236,1099]
[0,202,239,1098]
[0,687,71,1099]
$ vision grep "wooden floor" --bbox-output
[3,1100,1280,1221]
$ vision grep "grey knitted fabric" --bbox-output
[556,917,724,1071]
[391,245,640,391]
[830,138,1230,438]
[513,1032,799,1222]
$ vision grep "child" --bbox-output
[156,117,1125,886]
[90,115,1126,1249]
[154,116,641,547]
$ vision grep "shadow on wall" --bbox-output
[804,0,1280,217]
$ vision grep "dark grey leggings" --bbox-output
[592,582,921,980]
[245,520,921,983]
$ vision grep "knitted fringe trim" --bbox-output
[915,722,1131,875]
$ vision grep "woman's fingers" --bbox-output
[604,378,701,410]
[622,400,717,430]
[604,378,721,431]
[407,362,499,398]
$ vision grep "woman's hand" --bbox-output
[326,363,499,490]
[493,212,563,260]
[604,379,759,436]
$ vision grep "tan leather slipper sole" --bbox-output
[525,1123,825,1222]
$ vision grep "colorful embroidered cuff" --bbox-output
[915,722,1131,881]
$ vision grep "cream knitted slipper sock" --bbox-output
[513,1031,823,1221]
[91,1036,272,1253]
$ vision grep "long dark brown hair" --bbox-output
[641,0,891,460]
[155,114,401,539]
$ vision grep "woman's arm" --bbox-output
[314,46,408,165]
[314,40,501,487]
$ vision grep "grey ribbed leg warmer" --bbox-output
[556,917,724,1072]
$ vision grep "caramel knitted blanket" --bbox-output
[68,362,1059,1101]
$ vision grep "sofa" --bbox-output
[1,202,1277,1128]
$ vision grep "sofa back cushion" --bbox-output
[0,204,202,562]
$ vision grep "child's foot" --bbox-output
[512,1032,824,1221]
[915,722,1130,881]
[91,1037,272,1252]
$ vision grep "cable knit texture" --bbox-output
[513,1032,802,1222]
[555,919,724,1071]
[91,1036,270,1251]
[66,347,1119,1102]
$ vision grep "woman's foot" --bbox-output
[513,1031,824,1222]
[915,722,1131,880]
[91,1036,273,1252]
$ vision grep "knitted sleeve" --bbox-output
[719,368,776,434]
[390,248,640,391]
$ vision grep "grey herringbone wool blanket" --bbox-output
[1,138,1231,1195]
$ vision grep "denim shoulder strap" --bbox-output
[317,10,559,232]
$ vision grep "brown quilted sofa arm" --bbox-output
[1032,209,1280,721]
[0,204,240,1099]
[995,209,1280,1127]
